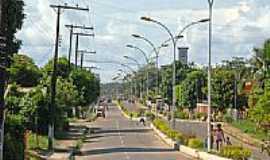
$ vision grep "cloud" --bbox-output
[17,0,270,83]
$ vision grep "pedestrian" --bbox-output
[215,123,225,151]
[139,117,146,126]
[226,136,232,145]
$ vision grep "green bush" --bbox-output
[219,146,252,160]
[188,138,204,149]
[4,115,25,160]
[28,133,48,150]
[153,119,187,144]
[146,112,155,121]
[195,112,207,120]
[223,113,234,123]
[174,111,189,119]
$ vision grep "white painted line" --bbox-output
[116,120,130,160]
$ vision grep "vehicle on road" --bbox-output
[96,106,106,118]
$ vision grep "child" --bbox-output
[226,136,232,145]
[215,123,225,151]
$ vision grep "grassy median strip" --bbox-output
[117,101,140,118]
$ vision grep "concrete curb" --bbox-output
[150,123,232,160]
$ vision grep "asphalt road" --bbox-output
[75,104,194,160]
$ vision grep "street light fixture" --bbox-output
[131,33,164,97]
[126,45,151,99]
[126,44,150,63]
[141,16,209,129]
[141,16,178,129]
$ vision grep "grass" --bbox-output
[231,119,269,141]
[27,133,48,150]
[117,101,141,118]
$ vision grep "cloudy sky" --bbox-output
[17,0,270,83]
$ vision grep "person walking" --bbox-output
[215,123,225,151]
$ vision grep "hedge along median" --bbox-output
[152,119,252,160]
[153,119,202,148]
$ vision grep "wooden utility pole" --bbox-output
[73,32,94,68]
[77,50,96,69]
[65,25,93,68]
[49,4,89,152]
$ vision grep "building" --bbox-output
[178,47,189,65]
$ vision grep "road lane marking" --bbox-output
[116,120,130,160]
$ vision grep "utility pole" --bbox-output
[73,32,94,68]
[49,4,89,152]
[65,25,93,68]
[77,50,96,69]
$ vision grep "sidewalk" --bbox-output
[28,120,90,160]
[222,123,269,160]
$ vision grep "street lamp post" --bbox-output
[131,34,161,97]
[141,17,178,128]
[141,16,210,129]
[207,0,214,152]
[126,44,150,100]
[123,56,141,99]
[120,64,137,101]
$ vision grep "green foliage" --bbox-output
[9,54,42,87]
[188,138,204,149]
[4,114,25,160]
[174,111,189,119]
[212,69,235,111]
[2,0,25,56]
[27,133,48,150]
[177,70,206,110]
[219,146,252,160]
[223,113,234,123]
[145,112,155,121]
[153,119,186,144]
[231,119,268,141]
[249,88,270,128]
[43,57,71,78]
[70,69,100,106]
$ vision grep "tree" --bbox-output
[43,57,71,79]
[70,69,100,106]
[249,81,270,130]
[177,70,206,111]
[9,54,42,87]
[211,69,235,111]
[0,0,25,126]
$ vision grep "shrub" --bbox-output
[223,113,234,123]
[174,111,189,119]
[195,112,207,120]
[175,133,185,144]
[153,119,188,144]
[146,112,155,121]
[188,138,204,149]
[219,146,252,160]
[28,132,48,150]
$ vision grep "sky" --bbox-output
[17,0,270,83]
